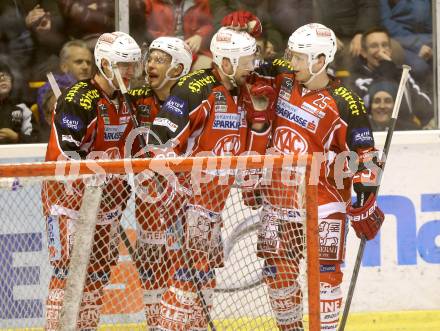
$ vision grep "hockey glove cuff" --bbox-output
[348,193,385,240]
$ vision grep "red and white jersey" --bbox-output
[46,79,133,161]
[149,68,270,212]
[257,59,375,217]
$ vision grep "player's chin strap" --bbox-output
[303,58,327,86]
[157,66,181,90]
[218,63,238,88]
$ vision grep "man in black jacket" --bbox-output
[349,27,434,128]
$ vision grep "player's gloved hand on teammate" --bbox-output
[243,81,276,124]
[348,193,385,240]
[221,10,262,38]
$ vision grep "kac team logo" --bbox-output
[273,126,308,154]
[213,134,241,156]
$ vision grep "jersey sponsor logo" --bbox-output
[319,219,342,260]
[189,75,216,93]
[301,101,326,118]
[164,96,186,116]
[64,81,88,103]
[153,117,178,132]
[61,134,81,147]
[273,126,308,154]
[214,91,227,112]
[276,99,320,133]
[213,134,241,156]
[177,69,205,87]
[104,124,127,141]
[272,58,293,70]
[213,113,241,130]
[279,77,293,100]
[352,127,374,146]
[79,88,100,110]
[119,115,130,124]
[61,113,83,131]
[320,264,337,273]
[333,86,366,116]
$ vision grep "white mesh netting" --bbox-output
[0,157,318,331]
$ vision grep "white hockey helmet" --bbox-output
[149,37,193,78]
[210,27,257,77]
[287,23,337,68]
[94,31,141,78]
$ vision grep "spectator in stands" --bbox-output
[210,0,283,59]
[58,40,94,81]
[380,0,432,84]
[314,0,406,72]
[58,0,146,48]
[368,79,419,131]
[144,0,213,69]
[0,58,39,143]
[36,40,92,141]
[350,27,434,129]
[23,1,68,81]
[0,2,34,80]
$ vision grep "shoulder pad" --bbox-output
[271,58,294,71]
[128,85,154,99]
[257,58,294,77]
[175,69,220,94]
[330,84,367,117]
[63,80,100,111]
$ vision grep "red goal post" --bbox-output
[0,154,319,331]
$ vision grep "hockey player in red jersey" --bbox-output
[41,31,142,330]
[147,27,275,331]
[223,14,385,331]
[259,23,385,331]
[127,36,193,330]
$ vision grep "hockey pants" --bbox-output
[258,203,346,331]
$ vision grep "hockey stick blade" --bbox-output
[338,65,411,331]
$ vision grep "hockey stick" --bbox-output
[113,66,216,330]
[338,65,411,331]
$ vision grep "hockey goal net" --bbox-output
[0,154,318,331]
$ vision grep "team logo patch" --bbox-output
[276,99,320,133]
[60,113,83,131]
[104,124,127,141]
[273,126,308,154]
[213,134,241,156]
[212,113,241,130]
[164,96,186,116]
[318,219,343,261]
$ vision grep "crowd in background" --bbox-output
[0,0,435,144]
